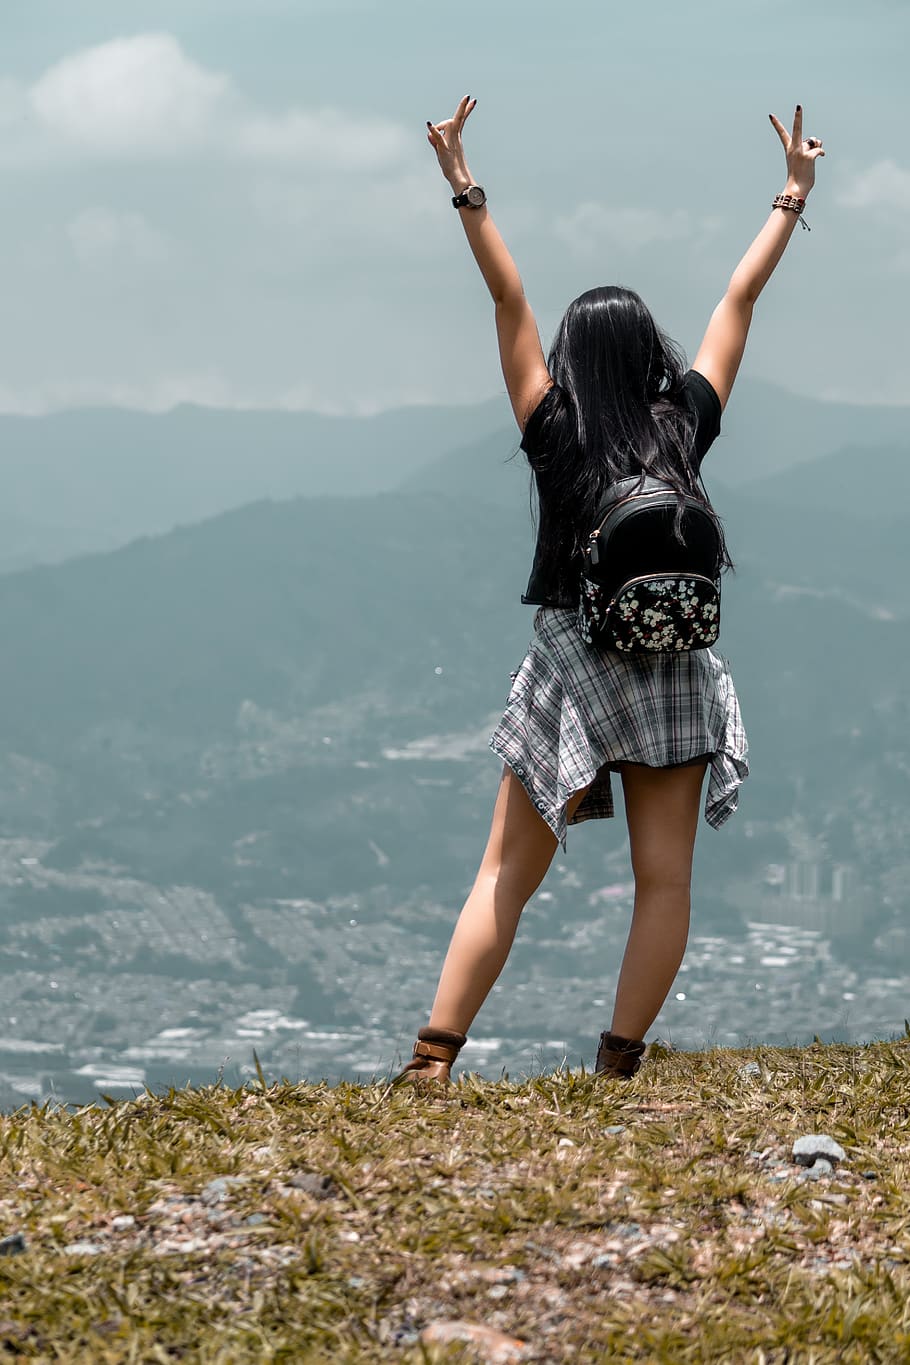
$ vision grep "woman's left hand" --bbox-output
[769,104,825,197]
[426,95,477,191]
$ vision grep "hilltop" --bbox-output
[0,1040,908,1361]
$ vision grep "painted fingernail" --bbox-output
[796,104,802,112]
[426,120,432,128]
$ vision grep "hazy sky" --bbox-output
[0,0,906,414]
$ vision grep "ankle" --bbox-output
[419,1026,467,1049]
[601,1030,646,1053]
[595,1030,646,1078]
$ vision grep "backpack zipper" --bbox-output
[586,490,688,566]
[605,571,719,613]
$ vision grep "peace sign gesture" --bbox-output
[426,95,477,191]
[769,104,825,197]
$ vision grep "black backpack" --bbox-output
[578,474,723,654]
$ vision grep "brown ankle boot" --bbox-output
[394,1027,467,1085]
[595,1031,646,1079]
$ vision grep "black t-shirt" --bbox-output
[519,369,722,608]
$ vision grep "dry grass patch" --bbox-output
[0,1040,908,1361]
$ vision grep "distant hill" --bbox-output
[715,384,909,485]
[401,382,910,500]
[0,381,907,576]
[1,482,908,1097]
[0,398,510,572]
[0,485,906,876]
[404,421,910,619]
[0,492,532,761]
[731,442,910,517]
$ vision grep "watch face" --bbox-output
[466,185,486,208]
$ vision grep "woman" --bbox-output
[397,99,824,1084]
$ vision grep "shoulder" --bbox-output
[681,369,722,462]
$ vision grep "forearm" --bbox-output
[449,170,525,307]
[691,105,822,409]
[727,203,801,306]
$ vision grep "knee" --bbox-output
[632,867,692,902]
[475,856,544,910]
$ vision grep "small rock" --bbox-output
[610,1222,642,1239]
[805,1158,834,1181]
[0,1233,26,1257]
[91,1318,122,1336]
[862,1170,878,1181]
[244,1213,266,1227]
[152,1236,210,1255]
[603,1125,625,1136]
[488,1284,509,1299]
[420,1321,529,1362]
[562,1241,594,1269]
[792,1135,847,1168]
[111,1215,135,1232]
[476,1266,526,1285]
[737,1061,761,1080]
[378,1317,420,1348]
[64,1240,105,1256]
[288,1172,338,1199]
[557,1138,576,1148]
[200,1177,245,1206]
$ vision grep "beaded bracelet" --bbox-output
[773,192,811,231]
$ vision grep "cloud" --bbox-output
[837,160,910,215]
[30,34,227,156]
[553,203,696,257]
[0,370,400,417]
[23,32,409,171]
[237,108,408,170]
[66,208,173,269]
[0,371,245,416]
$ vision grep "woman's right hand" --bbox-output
[426,95,477,191]
[769,104,825,197]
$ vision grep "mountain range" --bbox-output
[2,379,909,574]
[0,379,908,1101]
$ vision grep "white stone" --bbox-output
[792,1135,846,1166]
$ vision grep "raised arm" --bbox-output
[692,104,825,410]
[426,96,551,432]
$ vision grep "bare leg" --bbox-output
[610,760,708,1041]
[428,769,587,1035]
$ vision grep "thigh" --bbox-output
[477,768,588,902]
[619,761,708,888]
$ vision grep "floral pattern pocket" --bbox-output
[579,573,720,654]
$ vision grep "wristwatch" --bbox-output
[451,184,487,210]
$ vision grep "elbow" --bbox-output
[494,285,525,312]
[726,278,759,312]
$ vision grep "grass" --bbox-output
[0,1040,909,1362]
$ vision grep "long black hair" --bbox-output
[530,284,731,573]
